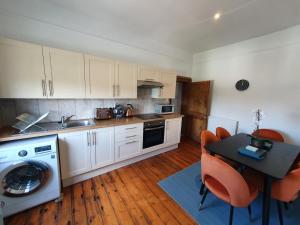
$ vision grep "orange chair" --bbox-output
[271,167,300,225]
[252,129,284,142]
[200,130,220,154]
[199,153,259,225]
[216,127,231,140]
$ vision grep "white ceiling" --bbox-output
[2,0,300,55]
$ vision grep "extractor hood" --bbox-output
[137,80,164,88]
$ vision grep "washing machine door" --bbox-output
[0,160,50,197]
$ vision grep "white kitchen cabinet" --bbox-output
[152,70,177,99]
[85,55,115,98]
[165,117,182,146]
[58,130,91,179]
[115,61,137,98]
[138,65,161,82]
[43,47,85,98]
[91,127,115,169]
[0,38,47,98]
[115,138,142,162]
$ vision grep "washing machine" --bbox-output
[0,135,61,217]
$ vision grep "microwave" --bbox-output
[155,104,175,114]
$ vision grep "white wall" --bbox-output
[0,0,192,74]
[192,25,300,145]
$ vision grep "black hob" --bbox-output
[135,114,162,120]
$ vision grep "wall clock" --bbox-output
[235,79,249,91]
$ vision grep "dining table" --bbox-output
[205,133,300,225]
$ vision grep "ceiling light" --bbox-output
[214,13,221,20]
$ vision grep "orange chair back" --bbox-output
[201,153,252,207]
[272,167,300,202]
[252,129,284,142]
[200,130,220,154]
[216,127,231,140]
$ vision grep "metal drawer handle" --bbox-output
[144,126,165,131]
[126,127,137,130]
[126,135,137,138]
[126,141,138,145]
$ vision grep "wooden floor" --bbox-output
[5,139,201,225]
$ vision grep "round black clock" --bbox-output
[235,79,249,91]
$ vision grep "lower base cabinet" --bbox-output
[58,118,182,181]
[115,138,142,162]
[58,127,114,179]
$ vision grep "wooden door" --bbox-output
[0,38,46,98]
[92,127,115,169]
[115,61,137,98]
[58,130,92,179]
[85,55,115,98]
[181,80,211,143]
[44,47,85,98]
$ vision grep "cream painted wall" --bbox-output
[192,25,300,145]
[0,0,192,75]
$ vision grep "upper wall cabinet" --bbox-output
[138,65,161,82]
[115,61,137,99]
[43,47,86,98]
[0,38,47,98]
[85,55,115,98]
[152,69,177,99]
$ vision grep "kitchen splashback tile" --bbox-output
[75,99,93,119]
[58,99,76,119]
[0,100,16,126]
[16,99,40,117]
[38,99,60,122]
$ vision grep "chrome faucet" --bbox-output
[61,115,75,126]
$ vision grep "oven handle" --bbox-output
[144,126,165,131]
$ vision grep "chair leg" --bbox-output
[199,182,205,195]
[229,205,234,225]
[277,201,284,225]
[198,188,209,210]
[247,205,252,220]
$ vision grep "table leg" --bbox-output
[262,175,272,225]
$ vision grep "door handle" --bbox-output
[144,126,165,131]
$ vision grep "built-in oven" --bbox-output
[143,120,165,149]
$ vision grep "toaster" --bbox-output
[95,108,113,120]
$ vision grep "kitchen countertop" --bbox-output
[0,113,183,142]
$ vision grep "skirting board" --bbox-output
[62,144,178,187]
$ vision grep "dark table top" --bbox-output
[205,133,300,179]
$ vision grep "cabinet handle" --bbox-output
[126,127,137,130]
[117,84,120,96]
[126,135,136,138]
[41,80,46,96]
[48,80,54,96]
[87,132,91,146]
[126,140,138,145]
[145,79,154,81]
[93,132,96,146]
[113,85,115,97]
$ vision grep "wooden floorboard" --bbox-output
[5,139,200,225]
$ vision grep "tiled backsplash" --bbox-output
[0,89,170,126]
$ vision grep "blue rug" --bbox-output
[158,162,300,225]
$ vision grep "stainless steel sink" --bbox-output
[62,120,95,128]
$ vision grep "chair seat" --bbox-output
[205,173,258,207]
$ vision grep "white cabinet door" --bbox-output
[115,61,137,98]
[58,131,91,179]
[0,38,46,98]
[152,70,177,99]
[165,118,182,146]
[138,65,161,82]
[85,55,115,98]
[91,127,115,169]
[44,47,85,98]
[115,139,142,162]
[160,71,177,99]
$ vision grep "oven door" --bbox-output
[143,125,165,149]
